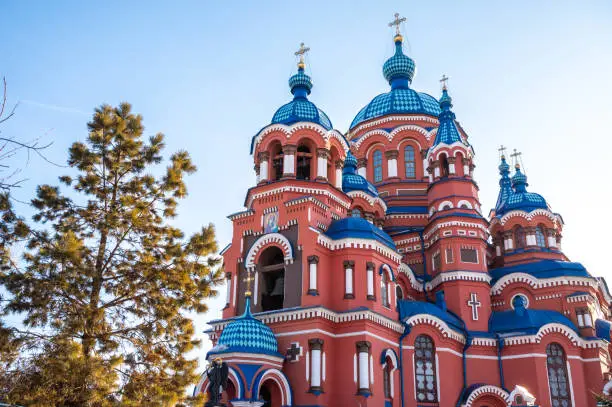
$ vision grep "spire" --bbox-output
[288,42,313,99]
[433,79,462,146]
[494,153,512,212]
[383,12,415,88]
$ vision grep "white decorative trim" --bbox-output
[404,314,465,343]
[316,234,401,263]
[506,385,537,406]
[426,271,491,292]
[457,199,473,209]
[491,272,599,296]
[567,293,593,303]
[252,122,348,153]
[255,368,292,406]
[463,384,509,407]
[228,210,255,221]
[428,141,474,162]
[491,208,562,226]
[244,233,293,270]
[424,220,488,240]
[502,322,606,349]
[247,185,351,210]
[438,200,454,211]
[285,196,329,210]
[346,190,388,211]
[349,115,439,137]
[352,125,430,150]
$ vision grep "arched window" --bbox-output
[547,343,572,407]
[414,335,438,403]
[536,226,546,247]
[271,144,284,181]
[440,154,449,178]
[395,285,403,306]
[351,208,362,218]
[381,271,390,307]
[258,246,285,312]
[515,226,526,249]
[373,150,383,182]
[296,144,312,180]
[383,356,393,399]
[404,145,415,178]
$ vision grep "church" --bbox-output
[194,14,612,407]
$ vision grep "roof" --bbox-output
[495,165,549,216]
[208,298,281,357]
[489,301,578,336]
[432,88,464,146]
[350,38,440,129]
[489,260,590,284]
[325,217,396,250]
[398,299,464,332]
[596,319,611,342]
[270,66,333,130]
[342,152,379,197]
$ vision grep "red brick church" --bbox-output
[195,14,612,407]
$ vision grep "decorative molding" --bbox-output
[252,122,349,153]
[349,115,439,137]
[352,125,430,150]
[247,185,351,209]
[491,272,599,296]
[346,190,388,211]
[403,314,465,343]
[502,322,606,349]
[228,209,255,221]
[244,233,293,270]
[463,384,509,407]
[285,196,329,210]
[316,234,401,263]
[491,208,563,226]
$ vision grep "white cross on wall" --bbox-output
[468,293,481,321]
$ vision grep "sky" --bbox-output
[2,0,612,374]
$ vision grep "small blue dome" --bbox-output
[382,39,416,84]
[350,37,440,129]
[211,298,280,357]
[432,88,463,146]
[496,165,549,216]
[342,152,378,197]
[325,217,396,249]
[271,67,333,130]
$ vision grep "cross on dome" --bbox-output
[510,148,523,168]
[440,74,449,90]
[295,42,310,69]
[388,12,407,37]
[498,145,507,159]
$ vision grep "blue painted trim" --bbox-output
[496,334,508,392]
[379,348,399,365]
[379,263,396,281]
[251,368,294,404]
[398,324,411,407]
[418,230,428,300]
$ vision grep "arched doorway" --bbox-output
[259,378,283,406]
[258,246,285,311]
[470,394,507,407]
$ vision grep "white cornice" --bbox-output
[247,185,351,210]
[351,124,432,150]
[252,123,348,153]
[316,234,401,262]
[349,115,439,138]
[490,272,598,296]
[502,322,605,349]
[346,190,388,211]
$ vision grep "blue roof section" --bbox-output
[596,319,611,342]
[209,298,281,358]
[342,152,379,197]
[494,156,512,213]
[398,299,464,332]
[386,206,428,214]
[490,260,590,284]
[490,305,578,336]
[270,66,333,130]
[325,217,396,249]
[495,165,549,216]
[432,88,464,146]
[350,38,439,129]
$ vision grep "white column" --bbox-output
[282,145,296,177]
[335,164,343,189]
[358,167,366,177]
[258,151,269,182]
[366,263,374,300]
[344,261,354,299]
[308,256,318,295]
[526,233,537,246]
[357,341,371,393]
[448,157,456,175]
[386,150,398,178]
[495,245,502,256]
[225,273,232,305]
[357,157,367,178]
[309,339,324,391]
[548,233,557,248]
[316,149,329,180]
[434,166,440,178]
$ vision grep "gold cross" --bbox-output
[243,270,255,297]
[295,42,310,68]
[440,74,449,90]
[510,148,522,168]
[388,12,407,36]
[498,145,507,158]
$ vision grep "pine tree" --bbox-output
[0,103,223,406]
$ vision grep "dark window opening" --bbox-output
[440,155,449,178]
[515,227,526,249]
[259,385,272,407]
[296,144,312,180]
[460,248,478,263]
[259,247,285,312]
[383,356,393,399]
[271,145,284,181]
[373,150,383,182]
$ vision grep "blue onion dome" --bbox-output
[350,36,440,130]
[270,66,333,130]
[496,164,549,216]
[432,88,464,146]
[326,217,396,249]
[383,36,416,85]
[209,297,280,357]
[342,152,379,197]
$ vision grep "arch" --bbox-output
[389,125,429,148]
[414,334,438,403]
[245,233,293,270]
[353,129,391,150]
[536,323,582,346]
[252,368,293,406]
[546,342,573,407]
[404,314,463,341]
[438,200,454,211]
[381,349,398,400]
[380,348,399,368]
[195,365,244,400]
[464,385,509,407]
[381,269,391,308]
[457,199,473,209]
[379,264,395,281]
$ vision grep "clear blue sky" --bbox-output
[2,1,612,369]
